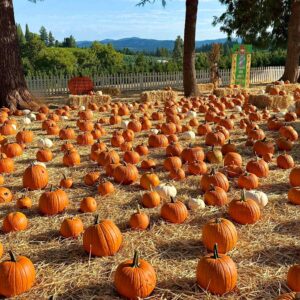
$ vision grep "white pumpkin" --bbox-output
[23,109,31,115]
[288,104,295,112]
[187,197,205,210]
[23,117,31,125]
[33,161,46,169]
[96,91,102,96]
[61,116,69,120]
[29,113,36,121]
[37,138,53,149]
[245,190,268,207]
[155,183,177,200]
[11,124,17,131]
[177,107,182,113]
[79,105,86,111]
[235,106,242,113]
[121,120,129,129]
[187,110,197,118]
[181,130,195,140]
[276,111,286,118]
[128,103,133,109]
[151,129,159,135]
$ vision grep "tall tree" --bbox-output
[172,35,184,61]
[63,35,76,48]
[16,24,26,47]
[214,0,300,83]
[25,24,31,42]
[39,26,48,45]
[137,0,199,96]
[48,31,55,47]
[0,0,37,110]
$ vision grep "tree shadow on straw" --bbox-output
[274,219,300,237]
[29,229,60,243]
[252,279,288,299]
[247,245,300,267]
[259,182,290,194]
[158,277,198,295]
[55,282,116,300]
[155,238,206,260]
[32,242,86,266]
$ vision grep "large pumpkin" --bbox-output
[2,212,28,233]
[160,197,188,224]
[196,244,237,295]
[38,188,69,215]
[114,251,157,299]
[0,251,36,297]
[23,163,49,190]
[82,216,122,257]
[287,264,300,292]
[113,163,139,185]
[68,76,93,95]
[290,167,300,187]
[200,169,229,192]
[202,218,238,253]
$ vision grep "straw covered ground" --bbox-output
[0,91,300,300]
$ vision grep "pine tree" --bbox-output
[39,26,48,45]
[16,24,26,47]
[48,31,55,47]
[25,24,31,42]
[172,35,184,61]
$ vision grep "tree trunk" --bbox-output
[183,0,199,97]
[0,0,38,111]
[281,0,300,83]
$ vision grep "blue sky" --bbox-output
[14,0,227,41]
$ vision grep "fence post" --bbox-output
[139,73,144,91]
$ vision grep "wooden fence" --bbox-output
[26,66,287,97]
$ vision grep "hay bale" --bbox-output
[265,83,300,94]
[101,86,121,97]
[249,94,294,109]
[197,83,214,93]
[140,90,177,103]
[68,94,111,106]
[213,88,232,97]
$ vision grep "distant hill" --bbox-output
[77,37,231,52]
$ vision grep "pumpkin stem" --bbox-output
[215,218,221,224]
[137,204,141,214]
[210,168,215,175]
[8,250,17,262]
[94,214,100,225]
[241,189,246,202]
[170,196,175,203]
[228,139,231,144]
[131,251,139,268]
[212,244,219,259]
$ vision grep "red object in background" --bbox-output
[68,76,94,95]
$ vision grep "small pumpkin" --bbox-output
[113,163,139,185]
[204,185,228,206]
[16,196,32,209]
[140,173,160,190]
[114,251,157,299]
[84,171,100,186]
[288,187,300,205]
[287,264,300,292]
[196,244,237,295]
[2,212,28,233]
[202,218,238,253]
[60,217,84,238]
[200,169,229,192]
[80,197,97,213]
[0,187,13,204]
[0,251,36,297]
[155,183,177,200]
[36,148,53,162]
[187,197,205,210]
[160,197,188,224]
[98,181,115,196]
[38,187,69,215]
[244,190,268,207]
[246,157,269,178]
[59,174,73,188]
[228,190,261,225]
[129,206,149,230]
[142,191,161,208]
[237,172,259,190]
[23,163,49,190]
[289,167,300,187]
[277,153,295,169]
[82,216,122,257]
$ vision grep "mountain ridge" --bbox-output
[77,37,232,52]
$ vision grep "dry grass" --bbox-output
[0,90,300,300]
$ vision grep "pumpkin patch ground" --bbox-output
[0,91,299,299]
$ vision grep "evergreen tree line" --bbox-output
[18,25,288,77]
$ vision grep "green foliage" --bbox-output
[213,0,292,48]
[62,35,76,48]
[35,48,77,74]
[25,24,32,42]
[17,24,26,47]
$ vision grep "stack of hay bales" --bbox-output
[266,83,300,94]
[248,94,294,109]
[140,89,177,103]
[101,86,121,97]
[214,87,249,97]
[197,83,214,93]
[68,94,111,106]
